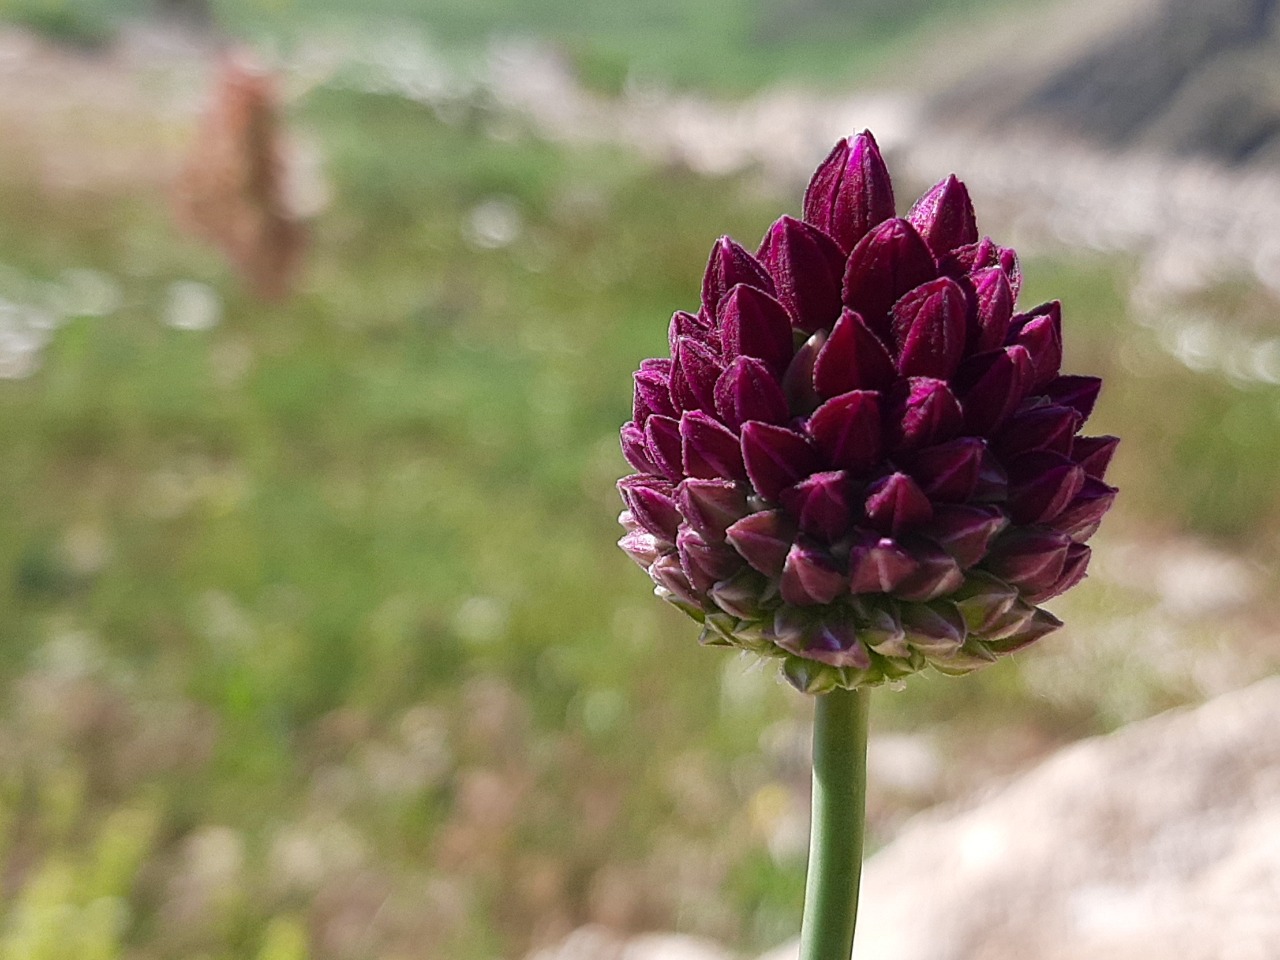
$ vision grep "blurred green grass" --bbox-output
[0,51,1279,960]
[0,87,815,958]
[1,0,1047,92]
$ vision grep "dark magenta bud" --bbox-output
[1072,435,1120,480]
[886,377,964,451]
[673,336,723,414]
[899,601,966,656]
[676,477,750,542]
[954,345,1034,434]
[805,620,873,669]
[969,267,1014,353]
[807,390,883,475]
[984,528,1072,594]
[950,571,1019,633]
[668,309,716,357]
[618,475,681,542]
[681,410,747,482]
[890,277,969,379]
[779,470,854,542]
[848,532,917,594]
[940,236,1022,299]
[926,503,1007,568]
[907,175,978,259]
[995,404,1081,458]
[1009,302,1063,389]
[1048,477,1117,542]
[667,359,695,415]
[740,420,821,500]
[864,472,933,537]
[981,598,1036,643]
[757,215,846,333]
[857,600,909,658]
[781,539,847,606]
[1006,451,1087,525]
[650,552,703,607]
[619,133,1116,691]
[620,421,660,476]
[709,568,768,620]
[842,219,937,330]
[633,360,676,423]
[1025,542,1091,603]
[700,236,774,321]
[1044,375,1102,419]
[802,130,896,254]
[718,284,794,377]
[618,527,665,569]
[714,356,789,431]
[972,444,1009,502]
[774,611,872,669]
[893,537,964,602]
[813,308,897,397]
[643,414,684,481]
[725,510,796,577]
[677,525,744,594]
[985,607,1063,654]
[930,639,999,676]
[902,437,986,502]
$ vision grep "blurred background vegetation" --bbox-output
[0,0,1277,958]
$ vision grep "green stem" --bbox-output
[797,686,871,960]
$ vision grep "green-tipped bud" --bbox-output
[951,571,1019,633]
[783,655,842,694]
[986,607,1063,654]
[900,601,967,657]
[930,638,999,676]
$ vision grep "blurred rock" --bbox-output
[866,732,942,799]
[943,0,1280,165]
[761,676,1280,960]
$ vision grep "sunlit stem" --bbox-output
[797,686,870,960]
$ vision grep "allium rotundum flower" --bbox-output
[617,132,1118,694]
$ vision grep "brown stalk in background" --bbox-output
[172,50,307,301]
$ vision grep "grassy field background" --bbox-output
[0,3,1278,959]
[0,0,1052,91]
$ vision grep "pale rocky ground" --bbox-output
[535,676,1280,960]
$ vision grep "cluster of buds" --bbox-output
[617,132,1117,693]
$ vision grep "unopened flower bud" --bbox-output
[619,133,1116,690]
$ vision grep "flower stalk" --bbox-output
[799,686,870,960]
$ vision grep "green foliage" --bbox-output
[0,0,124,48]
[255,918,309,960]
[217,0,1046,93]
[0,0,1049,92]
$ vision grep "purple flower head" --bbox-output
[618,131,1117,693]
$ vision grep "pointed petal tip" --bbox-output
[804,131,896,254]
[908,174,977,258]
[814,309,896,398]
[741,420,821,502]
